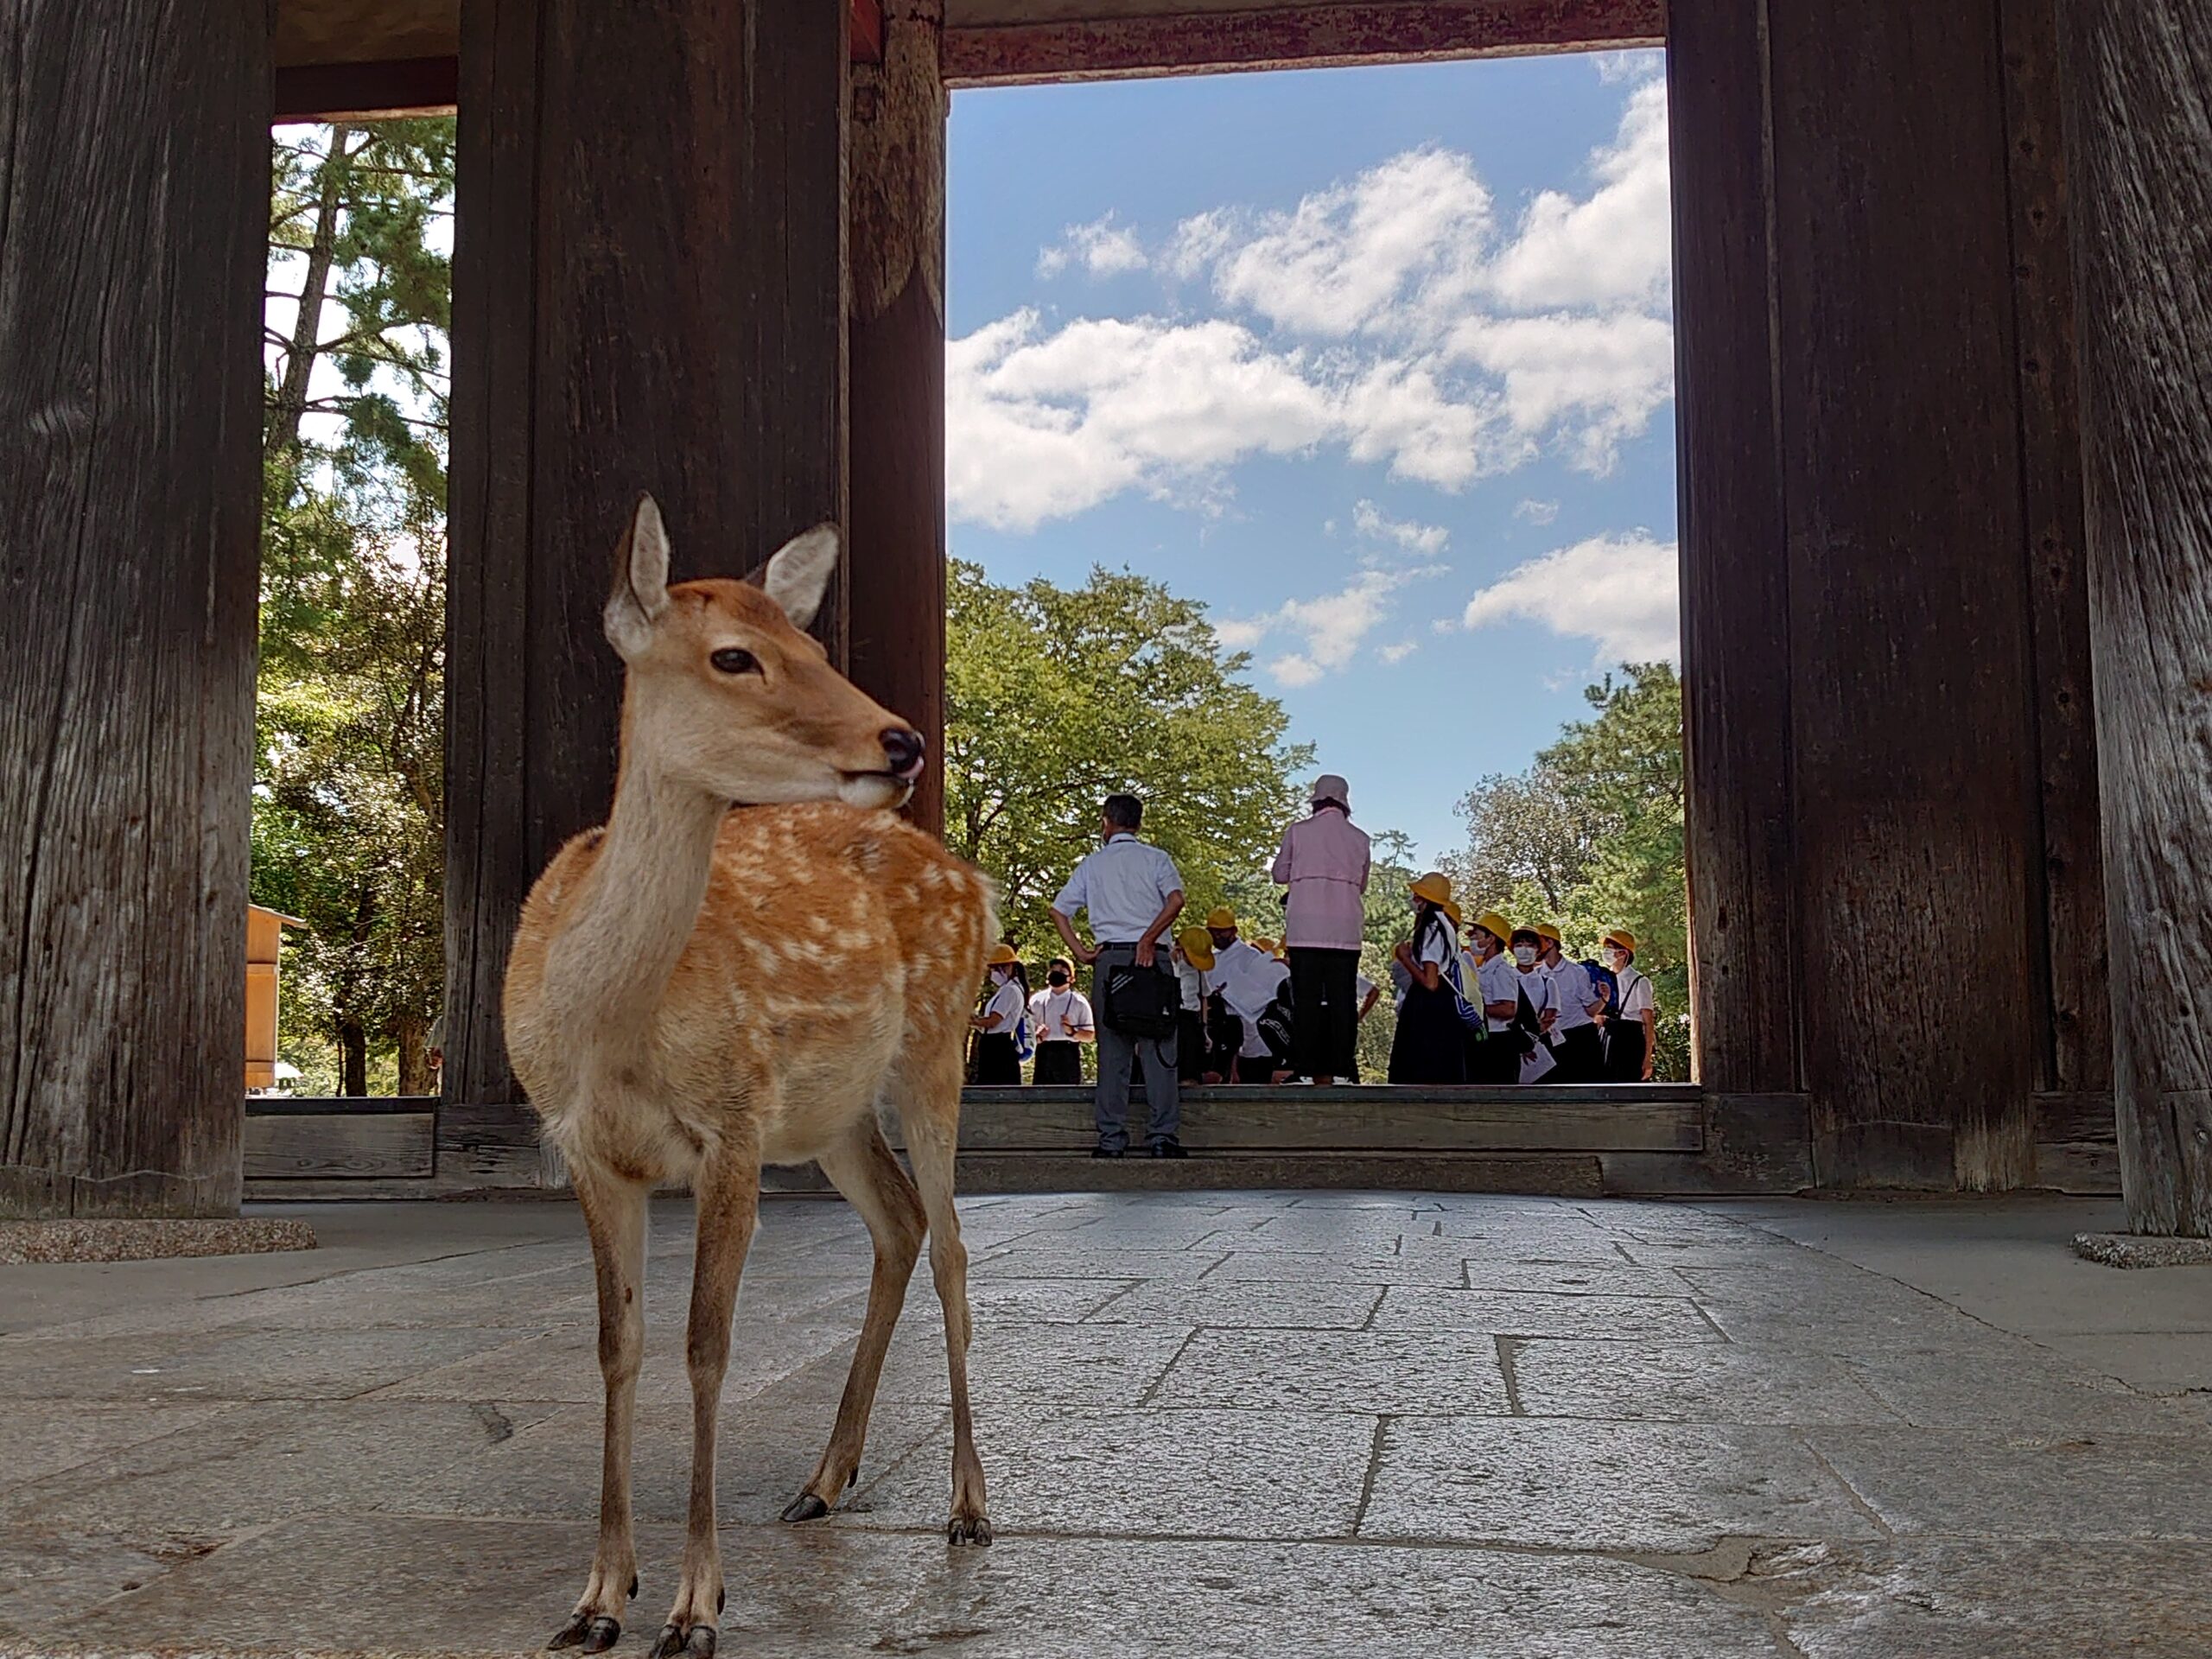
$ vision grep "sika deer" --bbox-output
[504,496,994,1658]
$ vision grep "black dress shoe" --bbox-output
[1149,1138,1189,1160]
[1091,1146,1126,1159]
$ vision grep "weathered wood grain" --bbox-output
[1666,0,1800,1099]
[1768,0,2043,1189]
[445,0,849,1171]
[2056,0,2212,1235]
[0,0,266,1217]
[848,1,950,836]
[941,0,1663,86]
[1998,0,2110,1099]
[245,1112,435,1179]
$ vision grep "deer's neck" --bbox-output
[543,755,727,1034]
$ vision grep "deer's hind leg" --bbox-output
[780,1116,926,1523]
[550,1166,650,1653]
[894,1047,990,1545]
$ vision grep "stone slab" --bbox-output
[1077,1280,1384,1329]
[844,1404,1379,1541]
[1839,1348,2212,1433]
[1363,1418,1884,1552]
[1810,1426,2212,1540]
[1508,1340,1900,1425]
[1373,1286,1719,1342]
[9,1512,1781,1659]
[0,1217,315,1265]
[1778,1539,2212,1659]
[0,1325,535,1402]
[1149,1328,1511,1414]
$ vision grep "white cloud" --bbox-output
[1379,640,1419,664]
[1593,48,1665,86]
[1461,534,1681,663]
[1353,499,1449,558]
[1516,498,1560,525]
[947,79,1678,526]
[1487,80,1672,313]
[1205,147,1493,339]
[1269,653,1325,687]
[1038,214,1147,279]
[1221,564,1427,687]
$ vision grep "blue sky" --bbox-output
[945,49,1679,866]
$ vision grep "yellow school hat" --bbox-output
[1472,911,1512,944]
[1408,872,1452,906]
[1205,906,1237,931]
[1604,929,1637,955]
[1253,936,1279,956]
[1534,922,1563,946]
[1177,926,1216,971]
[1440,899,1464,930]
[984,943,1019,967]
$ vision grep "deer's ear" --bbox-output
[606,493,672,659]
[762,523,840,630]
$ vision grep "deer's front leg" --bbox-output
[652,1135,760,1659]
[550,1168,650,1652]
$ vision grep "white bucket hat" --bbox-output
[1311,773,1351,807]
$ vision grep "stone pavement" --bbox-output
[1,1192,2207,1657]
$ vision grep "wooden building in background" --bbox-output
[0,0,2204,1232]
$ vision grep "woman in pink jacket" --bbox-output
[1270,774,1372,1084]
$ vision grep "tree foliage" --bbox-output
[1447,663,1690,1079]
[944,560,1313,952]
[253,121,454,1094]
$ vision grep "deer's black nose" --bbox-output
[881,727,925,780]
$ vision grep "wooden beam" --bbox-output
[2057,0,2212,1236]
[942,0,1662,86]
[274,54,458,121]
[848,2,949,836]
[444,0,849,1175]
[0,0,266,1217]
[852,0,887,63]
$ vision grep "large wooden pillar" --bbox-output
[2058,0,2212,1236]
[1672,0,2098,1188]
[0,1,267,1217]
[446,0,849,1179]
[848,0,949,836]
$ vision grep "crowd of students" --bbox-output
[968,781,1660,1157]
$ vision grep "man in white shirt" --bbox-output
[1026,957,1094,1086]
[1535,924,1606,1082]
[1050,794,1188,1157]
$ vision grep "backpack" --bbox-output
[1581,958,1619,1019]
[1013,1011,1035,1063]
[1103,961,1179,1038]
[1433,917,1488,1036]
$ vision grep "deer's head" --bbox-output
[605,494,925,810]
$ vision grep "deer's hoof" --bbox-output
[947,1515,994,1547]
[779,1491,830,1524]
[548,1613,621,1652]
[652,1623,718,1659]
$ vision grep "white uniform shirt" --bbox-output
[1517,961,1556,1028]
[1356,971,1378,1007]
[1614,967,1655,1020]
[1476,950,1522,1033]
[1547,957,1599,1032]
[981,978,1025,1034]
[1027,987,1093,1043]
[1396,912,1455,1012]
[1212,938,1288,1058]
[1175,960,1210,1013]
[1052,834,1185,945]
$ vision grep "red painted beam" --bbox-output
[943,0,1665,87]
[851,0,886,63]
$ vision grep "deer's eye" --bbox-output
[709,647,760,677]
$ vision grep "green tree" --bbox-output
[944,559,1313,954]
[1447,663,1689,1080]
[254,120,454,1094]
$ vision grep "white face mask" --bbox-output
[1605,950,1625,970]
[1513,945,1538,966]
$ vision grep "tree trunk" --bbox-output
[339,1018,369,1097]
[394,1013,432,1096]
[268,124,352,460]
